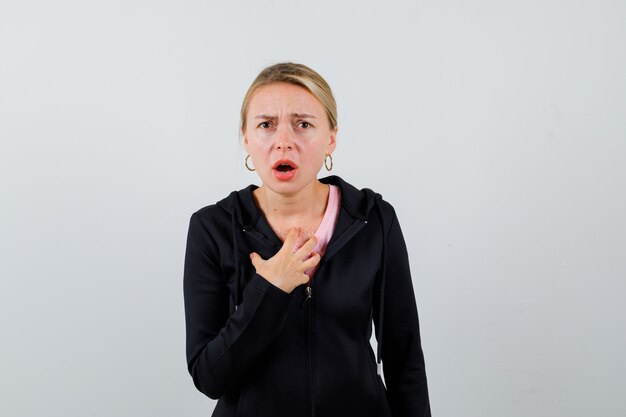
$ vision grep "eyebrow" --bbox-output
[253,113,317,119]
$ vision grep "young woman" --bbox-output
[183,63,431,417]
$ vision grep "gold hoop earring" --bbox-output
[245,154,255,171]
[325,154,333,171]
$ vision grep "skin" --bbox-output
[242,82,337,294]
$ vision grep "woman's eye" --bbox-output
[298,121,311,128]
[258,122,272,129]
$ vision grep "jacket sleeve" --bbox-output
[374,205,431,417]
[183,211,294,399]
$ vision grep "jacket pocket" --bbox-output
[235,377,248,417]
[362,340,382,403]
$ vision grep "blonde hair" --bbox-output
[240,62,338,133]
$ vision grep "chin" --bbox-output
[266,176,310,191]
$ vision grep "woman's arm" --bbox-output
[183,211,294,399]
[373,204,432,417]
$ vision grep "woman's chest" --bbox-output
[265,216,324,249]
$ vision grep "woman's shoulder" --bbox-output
[320,175,406,228]
[191,202,225,220]
[188,183,257,227]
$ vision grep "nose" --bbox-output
[274,123,294,151]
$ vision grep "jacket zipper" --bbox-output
[301,284,312,307]
[302,277,316,417]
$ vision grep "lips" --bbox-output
[272,159,298,181]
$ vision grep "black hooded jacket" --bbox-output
[183,175,431,417]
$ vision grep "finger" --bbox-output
[302,251,321,269]
[249,252,263,268]
[281,227,300,252]
[295,234,318,257]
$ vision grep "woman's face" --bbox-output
[243,82,336,195]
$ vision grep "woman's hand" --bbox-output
[249,228,320,294]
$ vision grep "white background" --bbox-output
[1,1,625,416]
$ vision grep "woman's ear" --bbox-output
[242,130,250,153]
[327,128,337,154]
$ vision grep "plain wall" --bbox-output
[1,1,625,416]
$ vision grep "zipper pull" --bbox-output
[301,285,312,307]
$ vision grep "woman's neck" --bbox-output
[253,180,330,222]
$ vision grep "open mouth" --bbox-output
[272,159,298,181]
[276,164,295,172]
[272,159,298,172]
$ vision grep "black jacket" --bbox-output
[183,175,431,417]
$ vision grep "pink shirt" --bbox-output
[303,184,341,278]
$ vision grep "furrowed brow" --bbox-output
[253,113,317,119]
[254,114,277,120]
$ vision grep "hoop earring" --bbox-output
[245,154,255,171]
[325,154,333,171]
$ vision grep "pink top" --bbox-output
[302,184,341,278]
